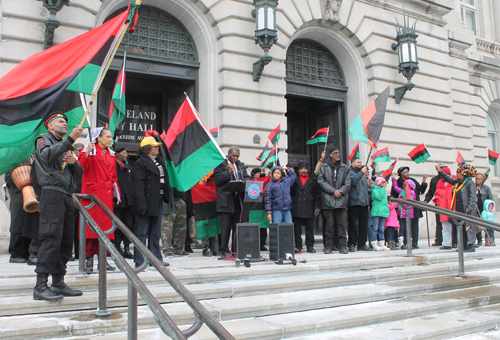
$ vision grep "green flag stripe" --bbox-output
[348,114,369,144]
[249,210,270,229]
[305,137,327,145]
[65,63,102,95]
[413,153,431,164]
[195,216,221,240]
[373,156,391,163]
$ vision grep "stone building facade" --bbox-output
[0,0,499,250]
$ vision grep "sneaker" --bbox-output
[324,248,332,254]
[294,248,302,254]
[348,245,356,252]
[173,250,190,257]
[202,249,213,257]
[357,245,372,251]
[339,248,349,254]
[439,246,452,250]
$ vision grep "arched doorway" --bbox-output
[285,39,348,168]
[99,6,199,153]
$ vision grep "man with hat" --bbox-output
[424,162,449,247]
[317,147,352,254]
[291,161,321,253]
[114,146,135,259]
[33,112,84,301]
[132,136,170,267]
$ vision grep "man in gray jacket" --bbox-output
[318,147,351,254]
[347,157,371,252]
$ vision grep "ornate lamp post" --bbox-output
[391,12,419,104]
[42,0,70,50]
[252,0,278,81]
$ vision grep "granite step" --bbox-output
[2,269,500,339]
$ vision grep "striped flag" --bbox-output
[372,147,390,164]
[109,53,126,137]
[381,157,399,182]
[306,127,329,145]
[457,150,465,165]
[261,145,278,168]
[348,142,360,161]
[209,126,219,143]
[268,124,280,146]
[191,181,221,239]
[257,140,272,162]
[488,149,499,165]
[408,144,431,164]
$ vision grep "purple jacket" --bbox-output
[392,178,416,219]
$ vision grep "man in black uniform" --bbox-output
[114,146,135,259]
[33,112,84,301]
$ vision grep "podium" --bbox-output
[222,180,264,261]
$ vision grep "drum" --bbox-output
[10,162,39,213]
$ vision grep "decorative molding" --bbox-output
[476,38,500,58]
[322,0,343,23]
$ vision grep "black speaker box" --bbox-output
[236,223,260,261]
[269,223,294,261]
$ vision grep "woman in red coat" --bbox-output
[79,127,120,274]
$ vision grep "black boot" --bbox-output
[27,252,38,266]
[115,243,125,257]
[86,257,93,274]
[123,244,134,259]
[51,275,83,296]
[33,273,63,301]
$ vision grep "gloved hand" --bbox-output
[138,209,146,216]
[314,209,321,218]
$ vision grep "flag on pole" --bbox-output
[268,124,280,146]
[164,97,225,191]
[257,140,272,162]
[456,150,465,165]
[381,157,399,182]
[191,181,221,239]
[261,145,278,168]
[408,144,431,164]
[371,147,390,164]
[348,142,360,161]
[348,86,390,148]
[0,10,132,174]
[248,176,272,229]
[209,126,219,143]
[488,149,499,165]
[109,54,127,137]
[305,127,329,145]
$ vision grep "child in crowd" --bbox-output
[370,177,390,251]
[481,199,497,246]
[265,166,296,223]
[392,173,417,249]
[385,197,400,250]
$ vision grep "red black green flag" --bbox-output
[248,176,272,228]
[268,124,281,146]
[348,86,390,148]
[488,149,499,165]
[408,144,431,164]
[164,97,225,191]
[306,127,329,145]
[191,181,221,239]
[257,140,272,162]
[260,145,278,168]
[109,55,127,138]
[457,150,465,165]
[348,142,360,161]
[382,157,399,182]
[209,126,219,144]
[372,147,390,164]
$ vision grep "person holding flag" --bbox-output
[33,113,84,301]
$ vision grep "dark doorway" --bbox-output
[286,95,346,169]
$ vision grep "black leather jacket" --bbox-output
[34,132,83,195]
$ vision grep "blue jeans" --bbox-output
[134,198,163,265]
[369,216,386,242]
[272,210,292,223]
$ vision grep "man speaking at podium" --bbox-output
[214,147,250,258]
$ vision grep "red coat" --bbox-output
[79,144,119,239]
[433,178,454,222]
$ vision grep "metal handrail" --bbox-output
[73,193,235,340]
[392,197,500,278]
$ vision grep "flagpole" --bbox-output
[324,126,330,153]
[116,49,127,130]
[365,147,373,168]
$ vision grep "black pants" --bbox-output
[294,217,315,250]
[114,206,135,246]
[323,209,348,248]
[434,214,443,245]
[347,205,369,247]
[260,228,267,248]
[398,217,419,247]
[36,189,74,275]
[73,207,79,256]
[8,185,30,259]
[219,199,241,254]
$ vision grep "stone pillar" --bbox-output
[492,0,500,42]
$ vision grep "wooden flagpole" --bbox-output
[365,147,373,168]
[323,126,330,153]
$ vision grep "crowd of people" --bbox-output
[3,112,497,301]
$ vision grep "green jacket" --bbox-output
[371,185,390,218]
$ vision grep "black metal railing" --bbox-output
[73,193,235,340]
[392,197,500,277]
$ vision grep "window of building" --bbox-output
[460,0,478,35]
[487,113,498,177]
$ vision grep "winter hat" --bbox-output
[329,147,339,154]
[375,177,386,186]
[251,167,261,178]
[297,161,309,169]
[397,166,409,176]
[404,179,416,190]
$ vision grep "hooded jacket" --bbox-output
[371,185,390,218]
[385,202,400,228]
[392,178,416,219]
[264,166,296,212]
[480,199,496,222]
[317,159,351,209]
[347,166,370,208]
[433,177,454,222]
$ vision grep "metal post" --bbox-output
[78,212,87,276]
[457,223,467,278]
[128,281,138,340]
[404,207,413,257]
[95,239,111,317]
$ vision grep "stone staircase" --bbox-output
[1,244,500,339]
